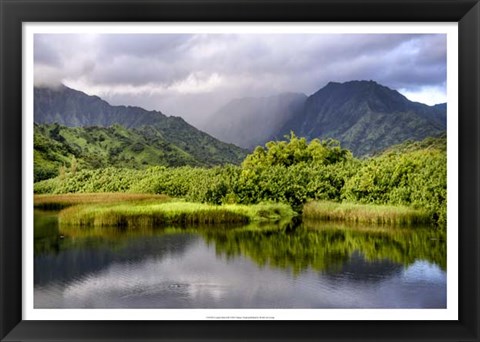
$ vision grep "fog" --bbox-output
[34,33,447,126]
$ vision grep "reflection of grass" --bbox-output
[34,193,170,210]
[58,201,295,227]
[303,201,430,226]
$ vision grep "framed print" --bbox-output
[1,0,479,341]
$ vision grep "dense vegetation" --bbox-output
[34,85,249,182]
[34,123,246,182]
[35,133,447,227]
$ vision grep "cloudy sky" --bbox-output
[34,33,446,125]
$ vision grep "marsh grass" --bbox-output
[303,200,431,226]
[58,201,295,227]
[34,193,170,210]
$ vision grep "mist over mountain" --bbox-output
[34,80,447,168]
[206,80,446,156]
[202,93,307,149]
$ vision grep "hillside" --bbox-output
[34,86,246,180]
[374,132,446,156]
[35,85,168,128]
[34,85,247,178]
[205,81,446,155]
[202,93,307,149]
[272,80,446,155]
[34,123,246,182]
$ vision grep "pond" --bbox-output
[34,210,446,308]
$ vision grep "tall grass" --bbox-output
[58,201,295,228]
[34,193,170,210]
[303,200,431,226]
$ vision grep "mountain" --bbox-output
[272,80,446,156]
[34,122,249,182]
[202,93,307,149]
[35,85,167,128]
[273,81,446,155]
[34,85,247,180]
[433,102,447,113]
[204,81,446,156]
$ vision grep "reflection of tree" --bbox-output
[201,221,446,274]
[34,210,62,256]
[34,212,197,286]
[34,210,446,286]
[34,233,196,286]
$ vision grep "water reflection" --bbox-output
[34,210,446,308]
[202,220,446,274]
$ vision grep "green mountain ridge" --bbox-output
[34,123,246,182]
[34,81,447,183]
[34,85,248,181]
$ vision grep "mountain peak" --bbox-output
[34,85,170,128]
[274,80,446,155]
[325,80,379,88]
[312,80,415,115]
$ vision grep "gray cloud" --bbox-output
[34,33,447,125]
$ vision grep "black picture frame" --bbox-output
[1,0,479,341]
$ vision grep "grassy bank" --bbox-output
[303,201,431,226]
[34,193,170,210]
[58,201,295,227]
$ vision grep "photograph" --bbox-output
[1,0,479,341]
[32,31,449,311]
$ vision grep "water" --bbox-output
[34,210,446,308]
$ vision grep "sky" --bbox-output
[34,33,447,125]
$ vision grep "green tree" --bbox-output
[70,155,78,175]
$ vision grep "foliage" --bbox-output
[237,133,354,208]
[34,123,247,182]
[342,136,447,225]
[241,132,351,169]
[35,134,447,227]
